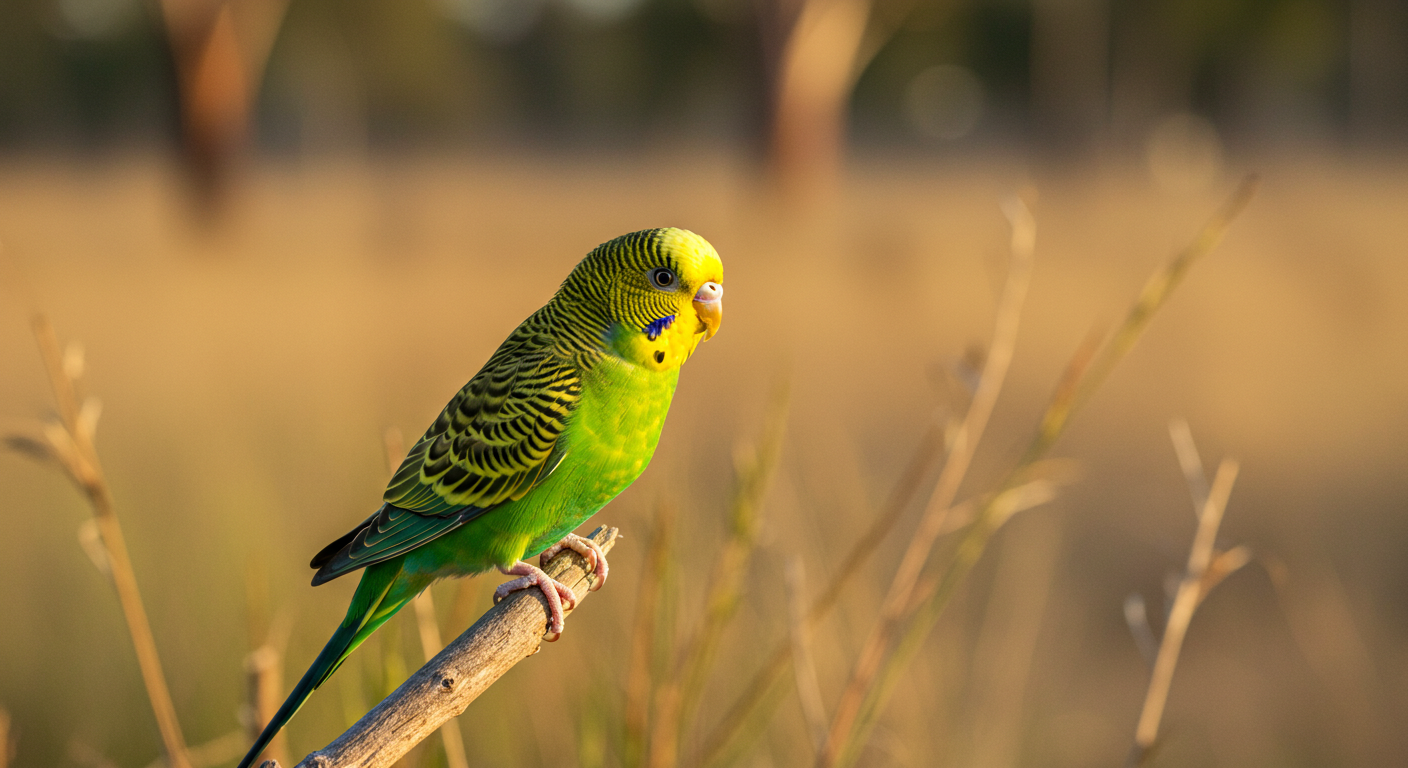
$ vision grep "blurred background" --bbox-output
[1,0,1407,767]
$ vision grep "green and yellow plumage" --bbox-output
[238,228,723,768]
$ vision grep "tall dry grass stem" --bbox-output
[1125,458,1243,767]
[623,501,676,768]
[817,194,1037,768]
[692,424,945,767]
[822,176,1258,768]
[243,644,288,768]
[648,386,789,768]
[1167,418,1209,512]
[5,317,193,768]
[1022,177,1259,466]
[785,557,828,754]
[964,516,1062,768]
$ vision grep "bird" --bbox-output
[237,227,723,768]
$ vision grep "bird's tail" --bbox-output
[236,563,411,768]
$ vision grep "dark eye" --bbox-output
[650,268,677,290]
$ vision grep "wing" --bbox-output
[311,332,582,585]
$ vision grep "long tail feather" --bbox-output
[237,564,406,768]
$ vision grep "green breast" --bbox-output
[550,357,677,518]
[405,356,678,575]
[510,355,678,558]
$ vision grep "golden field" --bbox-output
[1,151,1406,767]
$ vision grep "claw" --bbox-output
[539,533,610,591]
[495,561,577,640]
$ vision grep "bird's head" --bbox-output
[563,228,724,371]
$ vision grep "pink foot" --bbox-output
[540,533,610,590]
[494,561,577,641]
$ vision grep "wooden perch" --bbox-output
[259,525,619,768]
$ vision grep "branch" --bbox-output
[264,525,619,768]
[1126,461,1239,767]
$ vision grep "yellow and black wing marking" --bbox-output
[310,333,581,585]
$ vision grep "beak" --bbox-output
[692,281,723,341]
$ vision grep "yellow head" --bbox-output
[559,227,724,371]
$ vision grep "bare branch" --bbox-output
[411,591,470,768]
[270,526,620,768]
[1126,460,1240,767]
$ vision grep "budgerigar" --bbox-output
[237,228,723,768]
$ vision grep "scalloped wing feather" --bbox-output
[311,332,581,584]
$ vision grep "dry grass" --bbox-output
[1,152,1406,768]
[6,317,193,768]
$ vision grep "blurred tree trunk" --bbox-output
[1030,0,1110,155]
[1349,0,1408,145]
[765,0,872,200]
[159,0,290,211]
[1107,3,1194,152]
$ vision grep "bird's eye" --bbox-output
[650,268,677,289]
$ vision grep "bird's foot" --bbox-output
[540,533,610,591]
[494,561,577,641]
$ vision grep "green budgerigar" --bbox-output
[237,228,723,768]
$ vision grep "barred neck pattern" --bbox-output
[537,227,683,367]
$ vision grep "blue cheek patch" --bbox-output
[645,315,676,342]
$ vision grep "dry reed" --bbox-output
[818,193,1038,768]
[821,176,1259,767]
[5,317,193,768]
[623,501,677,768]
[648,385,790,768]
[690,402,945,768]
[1123,422,1251,767]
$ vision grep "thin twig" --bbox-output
[16,317,193,768]
[818,195,1036,768]
[1126,459,1240,767]
[1167,419,1209,516]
